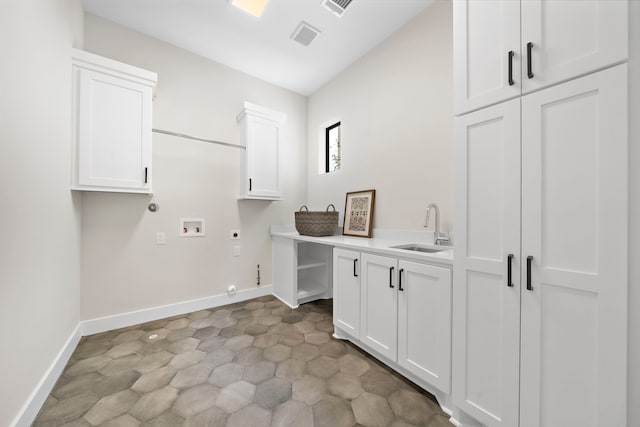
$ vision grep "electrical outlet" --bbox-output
[230,229,240,240]
[233,246,241,257]
[156,232,166,245]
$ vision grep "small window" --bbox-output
[325,121,341,173]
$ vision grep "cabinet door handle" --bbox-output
[353,259,358,277]
[526,256,533,290]
[507,254,514,287]
[389,266,395,288]
[249,178,252,191]
[508,50,514,86]
[527,42,534,79]
[398,268,404,291]
[144,167,148,184]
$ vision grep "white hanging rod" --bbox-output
[152,128,246,150]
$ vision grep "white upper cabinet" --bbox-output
[521,0,628,94]
[72,49,156,193]
[453,0,628,115]
[237,102,286,200]
[454,0,521,115]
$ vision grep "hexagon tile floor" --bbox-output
[33,295,451,427]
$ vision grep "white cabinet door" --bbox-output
[520,64,628,427]
[333,248,361,338]
[397,260,452,393]
[454,0,628,115]
[521,0,628,94]
[453,0,521,115]
[237,102,286,200]
[246,115,281,199]
[360,253,398,361]
[77,68,152,191]
[453,98,521,427]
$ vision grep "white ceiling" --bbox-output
[82,0,433,96]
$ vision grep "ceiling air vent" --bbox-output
[321,0,353,17]
[290,21,321,47]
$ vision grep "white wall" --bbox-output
[307,1,453,234]
[81,14,307,320]
[628,2,639,425]
[0,0,84,425]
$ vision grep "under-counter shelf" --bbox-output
[297,257,328,270]
[272,239,333,308]
[297,280,328,300]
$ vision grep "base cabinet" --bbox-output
[334,248,452,394]
[398,260,452,393]
[332,248,361,338]
[360,253,398,360]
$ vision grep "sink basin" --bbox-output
[390,244,447,253]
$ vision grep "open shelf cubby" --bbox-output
[296,242,332,304]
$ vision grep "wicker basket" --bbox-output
[295,204,339,237]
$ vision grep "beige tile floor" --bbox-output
[33,295,451,426]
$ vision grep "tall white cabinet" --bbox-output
[453,98,522,427]
[518,65,628,427]
[453,2,629,426]
[72,49,156,193]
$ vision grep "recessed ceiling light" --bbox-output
[230,0,269,18]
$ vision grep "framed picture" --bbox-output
[343,189,376,238]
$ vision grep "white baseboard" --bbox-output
[12,285,273,427]
[81,285,272,336]
[11,323,83,427]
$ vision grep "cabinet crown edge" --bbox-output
[237,101,286,124]
[72,48,157,88]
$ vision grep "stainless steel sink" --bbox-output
[390,244,447,253]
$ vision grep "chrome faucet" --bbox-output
[425,203,450,245]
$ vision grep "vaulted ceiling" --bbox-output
[83,0,433,95]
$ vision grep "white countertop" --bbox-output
[271,226,453,266]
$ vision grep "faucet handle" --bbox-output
[435,231,450,245]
